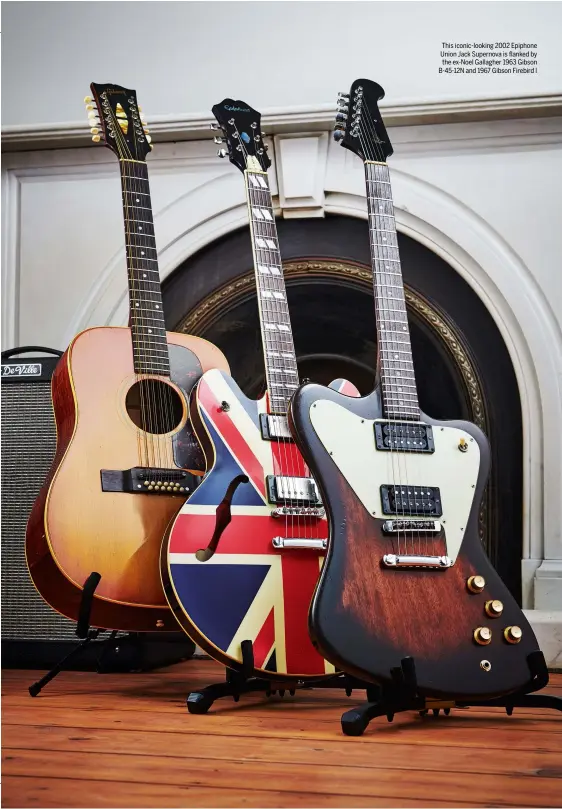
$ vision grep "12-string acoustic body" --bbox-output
[289,80,541,699]
[26,84,229,632]
[162,100,357,678]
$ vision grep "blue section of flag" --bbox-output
[189,414,264,507]
[170,562,270,650]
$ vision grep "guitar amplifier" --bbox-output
[1,347,195,669]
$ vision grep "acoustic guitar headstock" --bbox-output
[85,83,152,161]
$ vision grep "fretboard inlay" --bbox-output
[246,171,299,414]
[121,161,169,376]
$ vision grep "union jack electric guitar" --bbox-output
[162,99,358,678]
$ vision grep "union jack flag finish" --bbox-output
[165,369,335,677]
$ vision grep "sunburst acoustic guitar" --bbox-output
[26,83,229,632]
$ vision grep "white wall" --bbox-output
[2,1,562,129]
[2,0,562,661]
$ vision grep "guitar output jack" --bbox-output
[480,660,492,672]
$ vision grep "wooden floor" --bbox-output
[2,658,562,808]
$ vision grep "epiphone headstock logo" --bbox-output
[224,104,250,112]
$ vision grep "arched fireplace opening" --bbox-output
[163,215,523,601]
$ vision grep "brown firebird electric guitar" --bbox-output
[289,79,543,699]
[26,83,229,631]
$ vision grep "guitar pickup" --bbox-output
[266,475,322,505]
[380,485,442,516]
[374,421,434,453]
[100,467,195,495]
[272,537,327,550]
[382,520,442,533]
[260,413,293,441]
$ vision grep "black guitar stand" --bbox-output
[29,572,108,696]
[187,639,369,714]
[340,651,562,736]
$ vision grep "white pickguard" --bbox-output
[309,400,481,563]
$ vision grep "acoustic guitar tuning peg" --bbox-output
[84,95,93,104]
[92,135,101,143]
[143,127,150,134]
[146,134,152,144]
[90,127,100,135]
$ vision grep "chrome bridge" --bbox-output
[271,506,325,519]
[382,554,453,569]
[272,537,327,550]
[260,414,293,442]
[266,475,321,505]
[382,519,442,533]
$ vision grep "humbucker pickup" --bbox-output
[100,467,196,495]
[260,413,293,441]
[382,519,442,533]
[380,485,442,516]
[266,475,322,505]
[374,421,434,453]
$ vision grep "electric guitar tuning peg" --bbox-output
[335,112,347,123]
[214,136,224,144]
[210,122,221,130]
[337,92,350,101]
[333,130,345,142]
[217,148,228,158]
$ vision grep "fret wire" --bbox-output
[365,162,419,418]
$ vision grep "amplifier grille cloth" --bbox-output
[1,381,76,640]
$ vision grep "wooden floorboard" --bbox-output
[2,658,561,808]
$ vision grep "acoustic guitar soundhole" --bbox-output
[126,379,185,435]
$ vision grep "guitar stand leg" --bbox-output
[28,572,102,697]
[340,651,562,736]
[186,640,371,715]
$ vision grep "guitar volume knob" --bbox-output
[467,575,485,593]
[485,599,504,617]
[504,625,523,644]
[473,626,492,645]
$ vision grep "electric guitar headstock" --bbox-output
[211,98,270,173]
[85,83,152,161]
[333,79,393,163]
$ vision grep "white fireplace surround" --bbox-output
[2,105,562,667]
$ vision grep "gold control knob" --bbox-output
[467,575,486,593]
[504,625,523,644]
[474,626,492,645]
[459,437,468,452]
[485,599,504,617]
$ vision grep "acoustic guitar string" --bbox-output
[109,100,150,469]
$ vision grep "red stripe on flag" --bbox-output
[252,607,275,669]
[170,513,278,555]
[281,553,327,674]
[198,376,266,499]
[271,440,307,478]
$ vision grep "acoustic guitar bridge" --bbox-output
[100,467,195,495]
